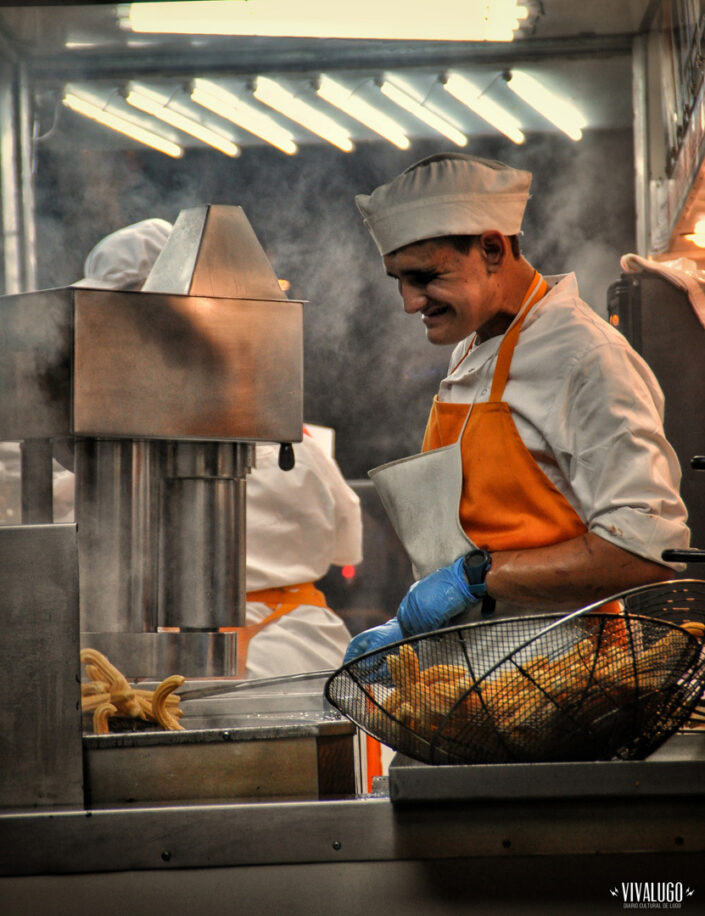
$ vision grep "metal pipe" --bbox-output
[19,438,53,523]
[75,438,162,633]
[17,61,36,292]
[0,62,21,295]
[159,441,249,630]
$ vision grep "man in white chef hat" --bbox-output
[73,217,362,679]
[345,152,689,660]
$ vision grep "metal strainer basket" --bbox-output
[325,581,705,765]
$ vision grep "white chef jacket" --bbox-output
[245,433,362,679]
[439,273,689,567]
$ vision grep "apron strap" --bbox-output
[489,271,549,403]
[230,582,330,677]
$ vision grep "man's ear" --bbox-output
[479,231,506,272]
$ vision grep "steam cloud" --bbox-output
[27,124,635,478]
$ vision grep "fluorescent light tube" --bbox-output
[443,73,525,145]
[317,75,409,150]
[504,71,586,141]
[379,78,466,147]
[191,79,297,154]
[63,91,183,157]
[126,83,240,156]
[253,77,353,152]
[125,1,528,41]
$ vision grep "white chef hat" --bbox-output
[73,218,173,289]
[355,153,532,255]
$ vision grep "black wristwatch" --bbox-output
[462,548,495,617]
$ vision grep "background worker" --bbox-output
[73,217,362,677]
[346,152,689,660]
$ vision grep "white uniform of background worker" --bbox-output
[73,218,361,678]
[345,153,689,661]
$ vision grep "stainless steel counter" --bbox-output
[2,732,705,915]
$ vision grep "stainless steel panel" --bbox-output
[84,736,319,804]
[0,288,72,440]
[73,289,303,442]
[0,524,82,809]
[1,792,704,878]
[388,733,705,802]
[144,205,287,302]
[4,856,705,916]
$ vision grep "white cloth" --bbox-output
[73,218,173,290]
[244,433,362,678]
[245,434,362,590]
[245,602,352,680]
[355,153,532,255]
[620,252,705,331]
[0,442,75,525]
[440,273,689,567]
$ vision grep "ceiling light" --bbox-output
[126,83,240,156]
[504,70,586,141]
[317,75,409,150]
[253,77,353,152]
[442,73,525,145]
[125,1,528,41]
[191,78,297,154]
[379,77,466,147]
[63,90,183,157]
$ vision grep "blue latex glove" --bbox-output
[343,617,404,664]
[397,556,482,636]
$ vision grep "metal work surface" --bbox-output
[388,732,705,802]
[1,790,704,879]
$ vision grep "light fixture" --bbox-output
[191,78,297,154]
[504,70,586,141]
[253,77,354,152]
[63,90,183,157]
[442,73,525,145]
[685,217,705,247]
[125,1,529,41]
[126,83,240,156]
[379,77,466,147]
[317,75,409,150]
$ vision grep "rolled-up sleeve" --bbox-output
[552,340,690,567]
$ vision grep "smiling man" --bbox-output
[344,152,690,661]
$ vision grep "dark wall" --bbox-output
[34,128,635,478]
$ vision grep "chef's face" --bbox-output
[383,235,500,346]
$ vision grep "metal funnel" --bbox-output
[142,204,286,300]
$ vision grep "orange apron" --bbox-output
[221,582,329,678]
[421,270,621,624]
[421,271,587,552]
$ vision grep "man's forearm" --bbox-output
[484,532,671,611]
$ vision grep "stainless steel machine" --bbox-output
[0,203,303,678]
[0,207,363,819]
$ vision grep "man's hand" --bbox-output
[343,617,404,664]
[397,556,482,636]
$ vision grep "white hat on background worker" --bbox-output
[355,153,532,255]
[73,218,173,290]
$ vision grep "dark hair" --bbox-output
[444,234,521,259]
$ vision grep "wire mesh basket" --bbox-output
[325,582,705,765]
